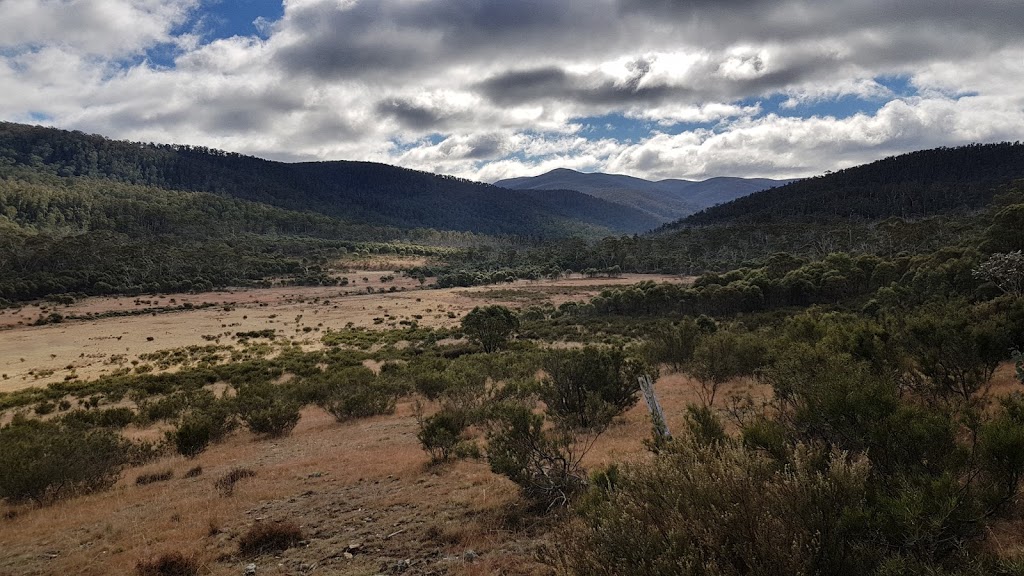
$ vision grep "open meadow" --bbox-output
[1,273,702,576]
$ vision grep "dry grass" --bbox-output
[135,551,200,576]
[0,273,689,391]
[0,367,706,576]
[237,521,303,556]
[214,468,256,497]
[135,470,174,486]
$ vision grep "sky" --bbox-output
[1,0,1022,183]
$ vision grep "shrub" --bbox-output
[0,418,129,504]
[317,369,398,422]
[215,467,256,497]
[486,402,590,510]
[691,329,769,406]
[559,440,872,576]
[135,551,199,576]
[61,406,137,429]
[417,407,472,463]
[236,381,301,438]
[539,347,641,430]
[238,521,303,556]
[183,466,203,478]
[171,404,236,458]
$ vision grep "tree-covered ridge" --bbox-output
[679,142,1024,226]
[0,167,400,240]
[0,122,658,236]
[0,168,483,303]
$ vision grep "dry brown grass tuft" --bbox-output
[237,520,304,556]
[135,551,199,576]
[214,467,255,496]
[136,469,174,486]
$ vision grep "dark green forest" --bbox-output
[0,122,658,237]
[680,142,1024,225]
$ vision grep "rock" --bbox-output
[243,563,257,576]
[343,552,354,560]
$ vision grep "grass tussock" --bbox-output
[215,467,255,497]
[135,469,173,486]
[135,551,199,576]
[238,520,304,556]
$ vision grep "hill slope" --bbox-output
[495,168,789,222]
[678,142,1024,226]
[0,122,659,236]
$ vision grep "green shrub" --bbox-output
[539,347,641,429]
[0,418,129,504]
[236,381,301,438]
[559,440,872,576]
[417,407,472,463]
[61,406,137,429]
[171,403,236,458]
[317,369,397,422]
[485,402,589,510]
[461,305,519,353]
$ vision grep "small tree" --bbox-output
[540,347,641,429]
[461,305,519,353]
[691,330,768,407]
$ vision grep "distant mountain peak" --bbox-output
[495,169,792,223]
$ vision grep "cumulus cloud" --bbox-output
[0,0,1021,183]
[0,0,199,57]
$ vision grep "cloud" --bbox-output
[0,0,1021,185]
[0,0,199,57]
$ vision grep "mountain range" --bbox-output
[0,122,659,237]
[495,169,791,223]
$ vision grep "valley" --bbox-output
[1,124,1024,576]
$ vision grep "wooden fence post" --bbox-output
[638,374,671,442]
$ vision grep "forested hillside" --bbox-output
[0,122,658,236]
[679,142,1024,225]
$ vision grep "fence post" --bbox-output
[638,374,671,442]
